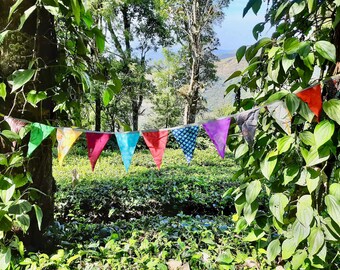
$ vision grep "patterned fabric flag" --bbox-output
[203,118,231,159]
[57,128,82,165]
[236,109,260,146]
[115,132,140,172]
[172,126,199,163]
[27,123,56,157]
[142,130,168,169]
[86,132,111,171]
[267,101,292,135]
[296,84,322,121]
[4,116,27,133]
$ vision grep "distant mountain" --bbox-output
[213,49,236,60]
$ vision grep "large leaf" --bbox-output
[8,200,32,215]
[8,0,24,20]
[0,83,6,101]
[325,195,340,224]
[297,195,313,227]
[71,0,81,25]
[308,227,324,256]
[267,239,281,262]
[245,180,261,204]
[0,184,15,203]
[18,5,37,30]
[236,46,247,62]
[299,131,315,146]
[282,238,297,259]
[277,136,294,154]
[33,204,43,230]
[243,229,265,242]
[329,183,340,199]
[8,69,35,92]
[291,249,307,270]
[306,168,321,194]
[314,120,334,148]
[315,41,336,63]
[289,1,306,17]
[243,201,258,225]
[284,37,300,54]
[17,214,30,233]
[269,193,288,223]
[27,90,48,107]
[0,247,11,270]
[323,99,340,125]
[301,146,330,167]
[293,220,310,245]
[283,165,300,185]
[260,150,277,179]
[103,88,114,107]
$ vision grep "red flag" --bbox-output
[296,84,322,121]
[86,132,111,171]
[142,130,168,169]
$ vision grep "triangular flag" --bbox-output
[115,132,140,172]
[172,125,199,163]
[57,128,82,165]
[27,123,56,157]
[267,101,292,135]
[296,84,322,121]
[142,130,168,169]
[236,109,259,146]
[4,116,27,133]
[203,118,231,158]
[86,132,111,171]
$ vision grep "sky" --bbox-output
[214,0,271,51]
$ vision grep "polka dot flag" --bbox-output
[172,126,199,163]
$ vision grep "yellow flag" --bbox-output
[57,128,82,165]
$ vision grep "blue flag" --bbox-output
[115,132,140,171]
[172,126,199,163]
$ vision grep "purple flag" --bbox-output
[203,118,231,158]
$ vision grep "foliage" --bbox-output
[226,0,340,268]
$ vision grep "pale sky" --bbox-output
[215,0,272,50]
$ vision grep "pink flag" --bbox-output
[86,132,111,171]
[4,116,26,133]
[142,130,168,169]
[203,118,231,158]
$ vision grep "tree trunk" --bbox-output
[0,0,57,251]
[95,95,101,131]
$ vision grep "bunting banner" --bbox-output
[267,101,292,135]
[142,130,168,169]
[115,132,140,172]
[236,109,259,146]
[86,132,111,171]
[57,128,83,165]
[296,84,322,121]
[4,116,27,133]
[203,118,231,159]
[27,123,56,157]
[172,126,199,163]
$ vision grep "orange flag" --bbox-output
[142,130,168,169]
[296,84,322,121]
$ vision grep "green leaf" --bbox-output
[103,88,114,107]
[226,71,242,82]
[8,200,32,214]
[216,250,234,264]
[285,93,300,115]
[291,249,307,270]
[265,90,289,105]
[0,184,15,203]
[325,195,340,224]
[243,0,261,17]
[244,201,258,225]
[315,41,336,63]
[18,5,36,31]
[301,146,330,167]
[245,180,261,204]
[236,46,247,62]
[307,0,316,12]
[306,168,321,194]
[314,120,334,148]
[261,150,277,180]
[0,155,7,166]
[8,69,35,92]
[109,75,122,94]
[329,183,340,199]
[297,195,313,227]
[93,27,105,53]
[27,90,48,107]
[308,227,324,256]
[323,99,340,125]
[275,1,290,21]
[269,193,288,223]
[8,0,24,20]
[252,23,264,40]
[289,1,306,17]
[0,30,10,45]
[282,54,295,72]
[0,215,12,232]
[283,165,300,185]
[17,214,30,233]
[277,136,294,154]
[267,239,281,262]
[0,83,6,101]
[282,238,297,259]
[0,247,11,270]
[284,37,300,54]
[33,205,43,230]
[322,217,340,241]
[299,101,314,122]
[235,193,246,216]
[293,220,310,245]
[243,229,265,242]
[1,130,21,141]
[234,144,248,159]
[299,131,315,146]
[71,0,81,25]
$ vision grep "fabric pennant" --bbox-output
[296,84,322,121]
[4,116,27,133]
[236,109,259,146]
[267,101,292,135]
[203,118,231,159]
[142,130,168,169]
[57,128,82,165]
[27,123,56,157]
[86,132,111,171]
[172,126,199,163]
[115,132,140,172]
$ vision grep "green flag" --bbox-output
[27,123,56,157]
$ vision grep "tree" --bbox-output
[169,0,230,124]
[226,0,340,268]
[0,0,105,251]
